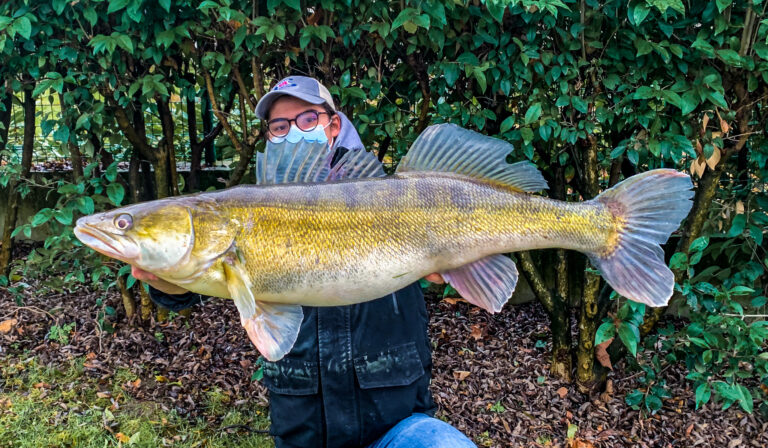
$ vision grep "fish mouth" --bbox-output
[74,219,138,262]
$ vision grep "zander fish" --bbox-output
[74,124,694,361]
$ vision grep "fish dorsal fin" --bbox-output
[440,254,518,313]
[396,123,548,193]
[256,141,385,185]
[328,148,386,181]
[256,140,332,185]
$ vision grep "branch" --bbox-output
[232,62,257,111]
[113,104,157,162]
[202,67,247,156]
[517,251,555,314]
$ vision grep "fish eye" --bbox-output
[114,214,133,231]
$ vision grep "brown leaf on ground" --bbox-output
[0,318,17,334]
[443,297,468,305]
[595,338,613,370]
[453,370,471,381]
[115,432,130,443]
[557,387,569,399]
[470,324,484,341]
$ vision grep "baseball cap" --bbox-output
[255,76,336,119]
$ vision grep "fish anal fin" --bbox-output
[441,254,518,314]
[396,124,548,193]
[223,257,303,361]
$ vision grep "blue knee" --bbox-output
[369,413,477,448]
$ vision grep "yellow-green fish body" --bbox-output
[75,124,693,361]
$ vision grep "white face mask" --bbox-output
[270,123,331,147]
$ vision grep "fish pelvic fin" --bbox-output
[397,123,548,193]
[223,252,303,361]
[441,254,518,313]
[590,169,694,307]
[256,139,384,185]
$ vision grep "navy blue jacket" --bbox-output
[149,283,435,447]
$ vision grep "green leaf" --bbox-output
[108,0,131,14]
[716,49,741,66]
[695,383,711,409]
[499,116,515,134]
[107,183,125,206]
[520,127,534,144]
[632,2,651,25]
[634,39,653,57]
[31,208,54,227]
[726,214,746,238]
[83,7,98,25]
[733,384,753,413]
[625,389,643,407]
[689,236,709,252]
[618,322,639,356]
[595,321,616,345]
[681,90,699,115]
[635,86,656,99]
[716,0,732,12]
[647,0,685,15]
[54,207,73,225]
[53,0,67,15]
[524,103,542,124]
[159,0,171,12]
[571,97,588,114]
[14,16,32,40]
[706,91,727,108]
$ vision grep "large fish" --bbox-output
[74,124,694,361]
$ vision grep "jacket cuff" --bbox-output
[147,286,205,312]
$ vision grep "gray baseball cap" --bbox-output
[255,76,336,119]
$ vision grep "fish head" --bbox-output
[74,197,231,280]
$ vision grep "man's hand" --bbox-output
[424,273,445,284]
[131,266,189,295]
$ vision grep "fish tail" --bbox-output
[589,169,694,307]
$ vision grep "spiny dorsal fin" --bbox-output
[397,123,548,193]
[255,141,384,185]
[329,148,386,181]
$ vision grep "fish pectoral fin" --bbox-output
[223,260,303,362]
[441,254,518,314]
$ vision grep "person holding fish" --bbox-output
[132,76,477,447]
[81,77,693,445]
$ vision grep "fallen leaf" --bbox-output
[453,370,471,381]
[557,387,569,399]
[96,391,111,399]
[595,338,613,370]
[470,324,484,341]
[686,423,694,437]
[115,432,130,443]
[0,318,17,334]
[443,297,468,305]
[34,382,50,389]
[155,375,168,383]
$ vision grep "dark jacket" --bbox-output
[150,284,435,448]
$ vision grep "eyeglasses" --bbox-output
[266,110,330,137]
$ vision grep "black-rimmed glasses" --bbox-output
[267,110,330,137]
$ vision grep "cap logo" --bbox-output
[273,79,296,91]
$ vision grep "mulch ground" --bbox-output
[1,279,766,448]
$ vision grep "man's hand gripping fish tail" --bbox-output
[74,123,694,362]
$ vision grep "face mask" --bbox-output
[270,123,330,146]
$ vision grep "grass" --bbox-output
[0,355,273,448]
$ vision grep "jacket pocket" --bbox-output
[353,342,425,389]
[262,358,319,395]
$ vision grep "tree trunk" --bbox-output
[0,89,35,278]
[575,135,602,392]
[0,91,11,160]
[128,149,141,203]
[139,283,154,321]
[157,98,179,196]
[58,92,83,183]
[187,96,202,191]
[518,251,572,381]
[117,274,136,318]
[202,93,216,166]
